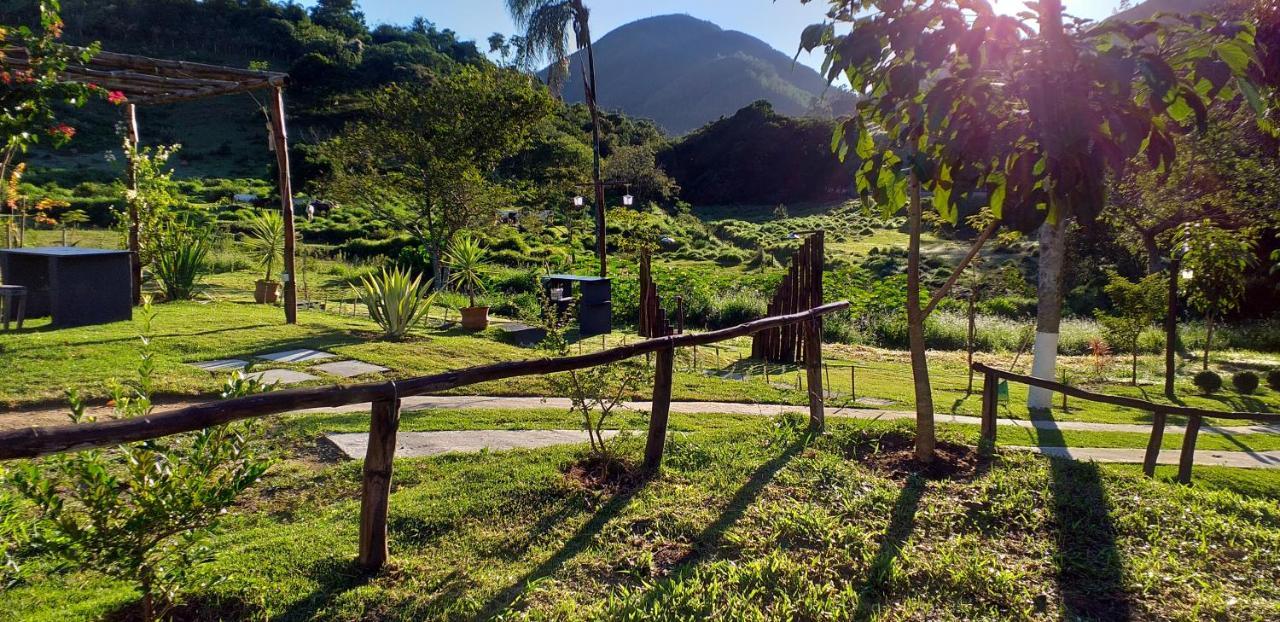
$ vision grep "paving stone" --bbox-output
[324,429,620,460]
[188,359,249,372]
[255,349,338,364]
[246,369,319,385]
[313,360,389,378]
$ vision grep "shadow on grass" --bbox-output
[1033,408,1133,621]
[2,323,277,350]
[274,556,375,622]
[477,477,650,619]
[851,475,925,620]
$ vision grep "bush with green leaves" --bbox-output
[1268,369,1280,392]
[7,304,272,622]
[1095,272,1166,385]
[445,233,489,308]
[152,224,212,301]
[1193,370,1223,394]
[244,209,285,283]
[354,267,436,340]
[1232,371,1260,394]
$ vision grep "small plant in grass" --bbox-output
[1086,337,1112,382]
[245,209,285,304]
[354,267,436,340]
[1193,370,1223,394]
[1232,371,1260,394]
[0,467,26,588]
[1095,272,1165,385]
[7,302,272,622]
[1268,369,1280,392]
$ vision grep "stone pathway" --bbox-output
[255,349,339,364]
[324,429,619,460]
[1006,446,1280,469]
[188,349,389,386]
[297,395,1280,437]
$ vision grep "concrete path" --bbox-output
[298,395,1280,437]
[324,429,619,460]
[1006,446,1280,469]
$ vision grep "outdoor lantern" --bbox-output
[573,196,585,208]
[1181,269,1195,281]
[622,194,634,207]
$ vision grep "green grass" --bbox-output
[2,414,1277,621]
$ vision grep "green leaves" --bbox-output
[355,267,437,340]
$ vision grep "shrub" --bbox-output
[152,226,211,301]
[7,304,271,622]
[244,210,284,283]
[711,289,767,328]
[714,250,744,267]
[1232,371,1260,394]
[1268,369,1280,392]
[1193,370,1223,393]
[354,267,436,340]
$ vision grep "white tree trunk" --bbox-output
[1028,218,1068,409]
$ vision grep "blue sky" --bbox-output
[316,0,1127,72]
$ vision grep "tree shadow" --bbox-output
[476,478,649,619]
[851,475,926,620]
[274,555,375,622]
[1034,409,1133,621]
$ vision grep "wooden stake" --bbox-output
[1143,410,1167,478]
[804,318,824,432]
[644,347,675,471]
[358,397,401,570]
[980,372,998,443]
[1176,414,1202,484]
[267,87,298,324]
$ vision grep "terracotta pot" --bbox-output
[254,279,279,304]
[460,306,490,330]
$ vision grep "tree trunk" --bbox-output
[1165,258,1179,399]
[1028,217,1068,410]
[1141,229,1163,275]
[907,172,935,462]
[1132,349,1139,386]
[967,294,977,394]
[1203,314,1215,371]
[581,32,608,278]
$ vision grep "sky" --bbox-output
[313,0,1129,73]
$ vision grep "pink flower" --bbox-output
[107,91,127,105]
[48,124,75,139]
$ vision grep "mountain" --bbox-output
[545,15,854,136]
[1112,0,1216,21]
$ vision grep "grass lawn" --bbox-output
[2,414,1277,621]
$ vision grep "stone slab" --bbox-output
[255,349,338,364]
[313,360,389,378]
[323,429,620,460]
[188,359,249,372]
[246,369,319,385]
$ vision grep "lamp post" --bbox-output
[1165,223,1192,399]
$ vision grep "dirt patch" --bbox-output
[563,454,648,493]
[845,431,985,480]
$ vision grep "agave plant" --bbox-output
[445,233,488,308]
[152,225,210,301]
[355,267,435,340]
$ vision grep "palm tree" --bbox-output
[506,0,608,277]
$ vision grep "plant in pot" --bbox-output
[446,233,490,330]
[245,210,284,304]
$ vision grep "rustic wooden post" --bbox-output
[267,86,298,324]
[850,366,856,401]
[124,103,142,305]
[804,318,824,432]
[1143,410,1168,478]
[980,372,998,443]
[358,397,401,570]
[1176,413,1202,484]
[644,347,675,471]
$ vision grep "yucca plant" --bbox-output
[355,267,435,340]
[445,233,489,308]
[152,226,210,301]
[245,210,285,283]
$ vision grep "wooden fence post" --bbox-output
[1143,410,1168,478]
[804,318,824,432]
[645,347,675,471]
[980,372,997,443]
[1176,414,1202,485]
[358,397,401,570]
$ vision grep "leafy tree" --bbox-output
[803,0,1264,456]
[121,142,185,279]
[1096,272,1166,385]
[602,144,678,203]
[9,303,272,622]
[507,0,611,276]
[1176,221,1257,369]
[320,67,552,282]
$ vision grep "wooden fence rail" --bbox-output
[0,301,848,570]
[972,362,1280,484]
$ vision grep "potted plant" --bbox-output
[246,210,284,304]
[446,233,490,330]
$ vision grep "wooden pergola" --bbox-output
[3,46,300,323]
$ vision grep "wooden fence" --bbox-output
[0,301,848,570]
[752,231,824,364]
[973,362,1280,484]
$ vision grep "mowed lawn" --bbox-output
[2,414,1277,621]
